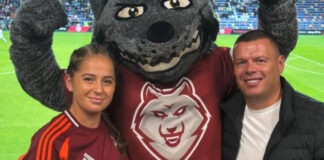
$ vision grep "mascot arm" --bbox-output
[258,0,298,57]
[9,0,68,111]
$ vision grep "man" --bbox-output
[222,30,324,160]
[0,28,7,42]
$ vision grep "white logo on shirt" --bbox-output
[131,77,211,160]
[83,153,95,160]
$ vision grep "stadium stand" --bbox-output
[0,0,21,30]
[214,0,258,30]
[63,0,93,27]
[0,0,323,33]
[215,0,324,32]
[0,0,93,31]
[297,0,324,30]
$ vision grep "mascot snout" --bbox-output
[147,21,175,43]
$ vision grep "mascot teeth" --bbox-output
[119,30,201,73]
[192,30,199,39]
[145,57,153,64]
[121,52,136,63]
[139,31,201,72]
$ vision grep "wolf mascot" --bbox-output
[10,0,297,159]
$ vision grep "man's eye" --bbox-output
[163,0,191,9]
[257,59,266,63]
[235,61,246,66]
[117,6,145,19]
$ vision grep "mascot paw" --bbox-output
[13,0,67,37]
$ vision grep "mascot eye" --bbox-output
[117,6,145,19]
[173,106,187,116]
[163,0,191,9]
[152,111,168,119]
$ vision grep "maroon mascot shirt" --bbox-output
[110,47,235,160]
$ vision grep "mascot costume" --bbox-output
[10,0,297,159]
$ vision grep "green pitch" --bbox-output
[0,31,323,159]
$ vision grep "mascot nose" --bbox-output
[147,21,174,43]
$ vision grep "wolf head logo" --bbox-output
[132,78,211,160]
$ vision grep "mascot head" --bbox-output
[90,0,219,84]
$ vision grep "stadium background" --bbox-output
[0,0,323,159]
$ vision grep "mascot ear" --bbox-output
[89,0,108,20]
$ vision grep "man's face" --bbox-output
[233,38,285,101]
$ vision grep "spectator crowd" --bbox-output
[1,0,323,31]
[214,0,324,31]
[0,0,21,30]
[0,0,93,31]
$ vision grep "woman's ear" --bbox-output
[64,73,73,92]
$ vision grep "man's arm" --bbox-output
[258,0,298,57]
[9,0,68,111]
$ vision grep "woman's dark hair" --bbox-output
[66,43,128,158]
[67,43,117,77]
[101,112,129,158]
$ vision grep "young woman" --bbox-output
[19,43,128,160]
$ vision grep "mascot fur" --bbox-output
[10,0,297,159]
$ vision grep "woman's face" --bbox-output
[66,54,116,115]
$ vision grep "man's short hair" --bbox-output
[234,30,281,55]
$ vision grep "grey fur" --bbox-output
[9,0,297,111]
[258,0,298,57]
[10,0,68,111]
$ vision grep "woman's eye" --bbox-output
[163,0,191,9]
[117,6,145,19]
[83,77,93,82]
[103,80,112,85]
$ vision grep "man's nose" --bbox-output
[246,61,257,73]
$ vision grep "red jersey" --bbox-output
[109,47,235,160]
[20,110,125,160]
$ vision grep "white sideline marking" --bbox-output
[286,57,299,62]
[297,44,324,47]
[0,71,14,75]
[285,53,324,75]
[285,64,324,75]
[286,53,324,75]
[291,53,324,67]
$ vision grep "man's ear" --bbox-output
[89,0,108,20]
[278,54,286,74]
[64,73,73,92]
